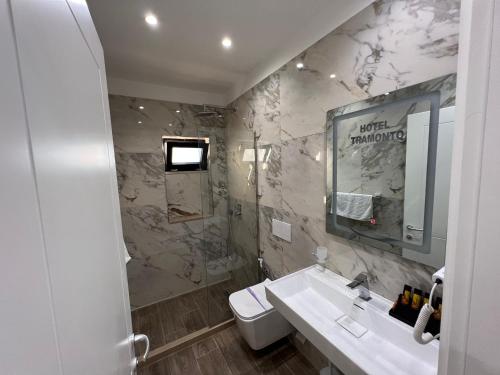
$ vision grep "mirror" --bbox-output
[326,74,456,266]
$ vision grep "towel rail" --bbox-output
[330,192,382,215]
[406,224,424,232]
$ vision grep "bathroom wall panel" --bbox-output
[109,95,229,308]
[226,0,460,301]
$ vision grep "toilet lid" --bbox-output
[229,279,274,320]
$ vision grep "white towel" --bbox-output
[336,192,373,221]
[122,239,131,264]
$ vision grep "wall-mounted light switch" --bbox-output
[272,219,291,242]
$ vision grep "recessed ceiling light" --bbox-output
[221,37,232,49]
[175,110,180,113]
[145,14,158,26]
[139,105,144,110]
[329,73,336,79]
[296,62,304,70]
[137,121,142,124]
[168,123,172,127]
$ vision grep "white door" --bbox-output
[0,1,136,374]
[439,0,500,374]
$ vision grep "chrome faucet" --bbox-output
[346,273,371,301]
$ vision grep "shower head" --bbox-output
[195,110,220,118]
[195,105,236,119]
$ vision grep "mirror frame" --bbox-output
[325,74,456,254]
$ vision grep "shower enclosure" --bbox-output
[201,111,262,328]
[109,96,260,352]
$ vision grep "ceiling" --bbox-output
[87,0,371,102]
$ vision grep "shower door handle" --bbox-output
[133,333,150,365]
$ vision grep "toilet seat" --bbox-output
[229,279,274,321]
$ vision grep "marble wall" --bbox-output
[226,0,460,301]
[110,95,229,308]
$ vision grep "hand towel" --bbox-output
[336,192,374,221]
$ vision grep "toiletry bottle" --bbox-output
[402,285,412,305]
[433,297,442,320]
[411,288,423,310]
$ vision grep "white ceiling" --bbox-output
[87,0,372,103]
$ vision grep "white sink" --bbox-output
[265,265,439,375]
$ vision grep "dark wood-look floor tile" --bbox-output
[208,281,232,305]
[214,325,261,375]
[173,293,199,314]
[165,328,189,344]
[183,308,207,334]
[259,362,294,375]
[166,347,202,375]
[191,287,210,323]
[253,338,297,374]
[208,300,234,327]
[190,286,209,305]
[154,324,317,375]
[196,348,232,375]
[138,361,170,375]
[284,353,317,375]
[192,337,218,359]
[132,304,165,350]
[157,299,186,337]
[209,279,239,326]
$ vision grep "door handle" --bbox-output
[133,334,150,365]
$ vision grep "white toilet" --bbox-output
[229,279,294,350]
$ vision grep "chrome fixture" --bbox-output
[346,273,371,301]
[133,333,150,365]
[231,203,242,216]
[195,104,236,119]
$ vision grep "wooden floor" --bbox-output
[139,324,317,375]
[132,279,240,350]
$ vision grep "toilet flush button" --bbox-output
[272,219,291,242]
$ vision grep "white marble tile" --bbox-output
[225,0,460,302]
[115,152,166,208]
[259,205,436,301]
[111,94,230,308]
[279,0,459,141]
[281,133,325,219]
[126,243,206,309]
[257,144,282,209]
[259,206,287,278]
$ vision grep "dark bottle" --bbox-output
[402,285,412,305]
[433,297,443,320]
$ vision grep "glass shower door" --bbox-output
[199,114,260,328]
